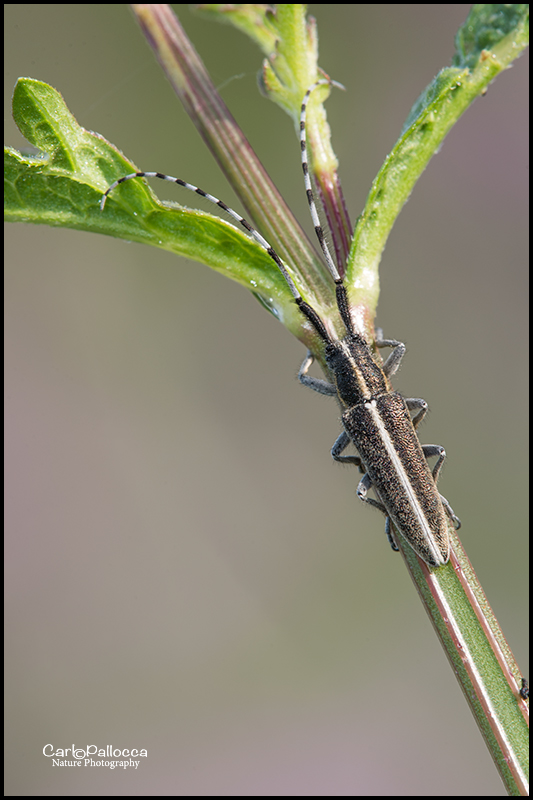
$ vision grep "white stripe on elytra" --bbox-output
[365,399,445,565]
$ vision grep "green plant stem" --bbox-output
[130,3,332,305]
[397,530,529,795]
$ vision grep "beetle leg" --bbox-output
[374,329,406,378]
[385,516,400,551]
[439,494,462,530]
[331,431,363,469]
[422,444,446,481]
[421,444,462,529]
[405,397,429,429]
[338,437,400,553]
[357,473,386,512]
[298,350,336,395]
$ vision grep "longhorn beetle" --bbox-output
[101,80,461,568]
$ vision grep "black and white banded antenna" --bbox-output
[297,79,354,337]
[100,80,344,345]
[299,79,345,285]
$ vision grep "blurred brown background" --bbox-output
[5,5,528,796]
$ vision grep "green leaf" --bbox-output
[4,78,300,331]
[453,4,529,69]
[346,3,529,321]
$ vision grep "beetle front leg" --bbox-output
[298,350,337,396]
[374,329,406,379]
[375,331,429,426]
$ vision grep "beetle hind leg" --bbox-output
[439,494,462,530]
[385,517,400,551]
[357,474,399,552]
[331,429,401,553]
[331,431,364,470]
[421,444,462,530]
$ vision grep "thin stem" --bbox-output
[130,3,333,303]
